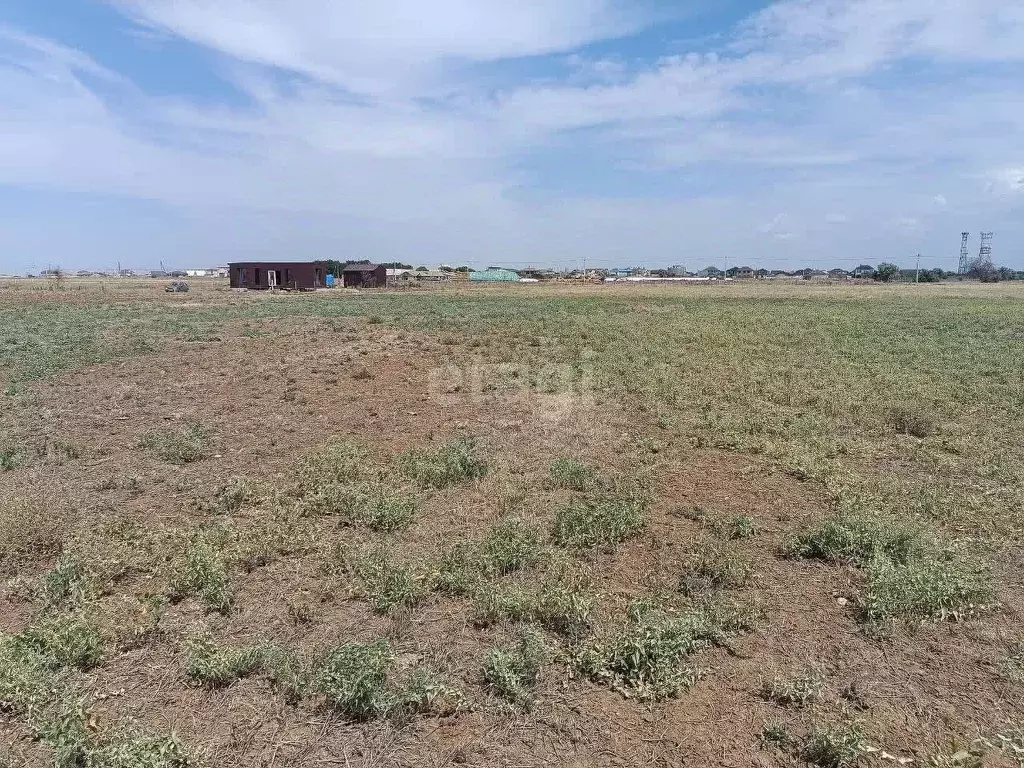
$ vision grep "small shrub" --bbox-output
[533,578,593,638]
[679,545,751,596]
[482,627,545,707]
[316,640,393,720]
[214,477,256,513]
[264,646,313,704]
[482,519,542,574]
[297,440,367,488]
[305,481,419,532]
[0,636,63,713]
[548,458,599,491]
[169,536,233,614]
[784,513,925,567]
[435,542,486,596]
[183,633,263,687]
[470,583,534,627]
[762,669,824,708]
[575,606,736,700]
[436,519,542,595]
[13,614,104,670]
[761,720,793,748]
[393,667,467,719]
[727,515,757,540]
[40,551,94,608]
[35,697,93,767]
[0,445,21,471]
[469,571,592,638]
[83,732,196,768]
[140,423,210,465]
[800,721,866,768]
[861,554,993,623]
[349,549,432,614]
[552,488,648,550]
[400,437,488,489]
[890,405,936,438]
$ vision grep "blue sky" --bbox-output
[0,0,1022,273]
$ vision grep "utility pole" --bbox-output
[915,253,921,284]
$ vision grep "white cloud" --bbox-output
[0,1,1022,271]
[112,0,653,94]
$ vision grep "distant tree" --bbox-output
[997,266,1018,281]
[455,266,473,273]
[47,266,67,290]
[874,262,900,282]
[439,265,455,273]
[967,258,999,282]
[324,259,345,277]
[381,262,413,270]
[415,266,429,272]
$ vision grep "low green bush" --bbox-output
[547,458,599,491]
[183,633,264,687]
[482,627,545,707]
[399,437,488,489]
[552,488,648,550]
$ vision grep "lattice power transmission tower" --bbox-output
[958,232,971,275]
[978,232,994,266]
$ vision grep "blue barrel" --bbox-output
[326,274,336,287]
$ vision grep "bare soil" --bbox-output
[1,290,1022,767]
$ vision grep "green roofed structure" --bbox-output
[469,267,520,282]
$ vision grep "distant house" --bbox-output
[470,267,520,282]
[828,268,850,279]
[755,268,770,279]
[416,270,452,283]
[229,261,329,290]
[386,268,414,286]
[697,267,723,278]
[725,266,754,278]
[853,264,875,278]
[343,262,387,289]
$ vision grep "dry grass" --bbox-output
[1,279,1023,767]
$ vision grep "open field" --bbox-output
[2,278,1024,767]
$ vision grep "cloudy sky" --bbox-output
[1,0,1022,273]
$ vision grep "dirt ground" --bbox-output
[1,282,1023,767]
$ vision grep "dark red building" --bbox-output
[342,262,386,288]
[229,261,329,290]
